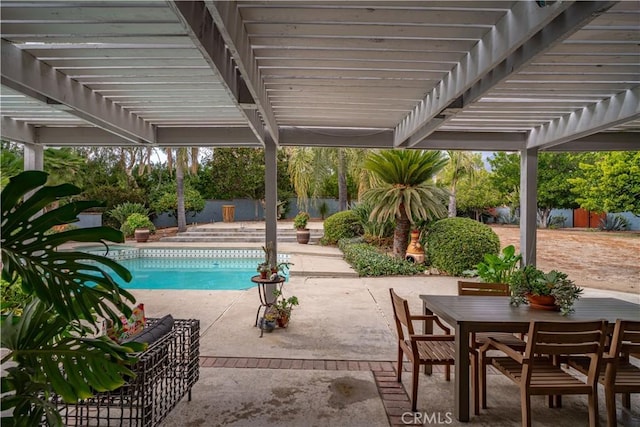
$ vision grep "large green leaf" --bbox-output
[1,300,144,423]
[1,171,135,323]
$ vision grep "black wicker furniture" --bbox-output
[53,317,200,427]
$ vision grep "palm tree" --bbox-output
[363,150,449,258]
[287,147,366,212]
[163,147,200,232]
[443,150,479,218]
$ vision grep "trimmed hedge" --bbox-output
[321,210,363,245]
[339,238,426,277]
[426,217,500,276]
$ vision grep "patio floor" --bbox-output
[128,241,639,426]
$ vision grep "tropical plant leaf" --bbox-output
[1,299,143,404]
[1,171,135,324]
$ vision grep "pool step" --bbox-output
[160,229,323,244]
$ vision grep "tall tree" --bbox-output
[363,150,449,258]
[456,168,503,221]
[442,150,480,217]
[488,151,589,224]
[287,147,363,212]
[570,151,640,216]
[175,148,188,232]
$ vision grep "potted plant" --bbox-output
[508,265,583,315]
[272,289,299,328]
[258,307,277,332]
[466,245,522,284]
[293,211,310,244]
[122,213,156,243]
[256,262,270,279]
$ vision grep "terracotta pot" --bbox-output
[526,293,558,311]
[134,228,150,243]
[296,229,310,244]
[277,313,290,328]
[259,270,268,279]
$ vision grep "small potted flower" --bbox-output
[259,307,277,332]
[257,262,270,279]
[293,211,310,244]
[272,289,299,328]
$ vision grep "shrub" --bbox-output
[599,214,629,231]
[1,277,30,316]
[121,213,156,237]
[152,186,205,218]
[82,185,147,228]
[321,210,363,245]
[108,202,150,227]
[426,217,500,276]
[339,239,426,276]
[351,202,394,239]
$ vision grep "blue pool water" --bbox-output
[111,257,267,290]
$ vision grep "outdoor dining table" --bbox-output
[419,295,640,422]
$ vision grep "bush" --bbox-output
[121,213,156,237]
[82,185,147,228]
[426,217,500,276]
[1,277,30,316]
[351,202,394,239]
[599,214,629,231]
[321,210,363,245]
[152,186,205,218]
[108,202,150,227]
[338,239,426,276]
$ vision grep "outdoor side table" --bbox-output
[251,274,286,337]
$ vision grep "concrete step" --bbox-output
[160,235,321,243]
[160,222,324,244]
[171,231,323,238]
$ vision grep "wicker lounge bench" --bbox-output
[52,317,200,427]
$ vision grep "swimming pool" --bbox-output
[83,247,290,291]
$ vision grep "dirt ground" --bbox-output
[490,225,640,295]
[150,224,639,295]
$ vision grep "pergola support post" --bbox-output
[23,143,44,171]
[264,137,278,259]
[520,147,538,266]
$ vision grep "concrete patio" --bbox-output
[127,243,639,427]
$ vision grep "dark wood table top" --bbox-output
[419,296,640,331]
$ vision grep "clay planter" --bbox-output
[296,229,310,244]
[276,312,290,328]
[134,228,150,243]
[526,293,558,311]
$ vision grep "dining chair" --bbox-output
[568,319,640,427]
[389,288,455,412]
[486,319,608,427]
[457,281,527,415]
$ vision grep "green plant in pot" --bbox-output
[122,213,156,242]
[272,289,299,328]
[466,245,522,284]
[257,262,270,279]
[293,212,310,244]
[508,265,583,315]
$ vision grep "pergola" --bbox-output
[1,1,639,263]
